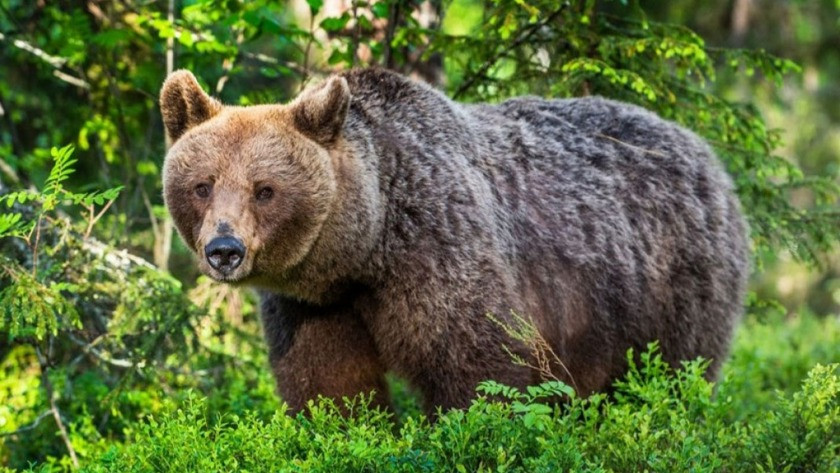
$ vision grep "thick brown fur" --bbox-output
[160,68,749,416]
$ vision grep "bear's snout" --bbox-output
[204,236,246,274]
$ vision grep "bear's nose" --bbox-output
[204,236,246,274]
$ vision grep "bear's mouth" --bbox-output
[210,271,247,284]
[204,265,254,284]
[198,252,254,285]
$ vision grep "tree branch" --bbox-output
[67,333,139,369]
[166,0,175,76]
[382,0,402,69]
[452,5,567,100]
[0,410,52,438]
[0,32,90,89]
[299,12,317,91]
[216,28,244,95]
[35,347,79,469]
[243,52,309,76]
[350,0,360,67]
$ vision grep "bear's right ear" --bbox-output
[160,70,222,144]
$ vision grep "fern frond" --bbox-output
[0,190,41,208]
[71,186,125,206]
[44,144,77,195]
[0,212,30,238]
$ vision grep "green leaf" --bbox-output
[307,0,324,15]
[178,29,194,48]
[320,13,351,32]
[371,1,389,19]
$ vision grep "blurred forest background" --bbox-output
[0,0,838,471]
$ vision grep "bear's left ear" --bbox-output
[160,70,222,144]
[289,76,351,146]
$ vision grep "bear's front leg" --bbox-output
[259,293,390,415]
[362,278,535,415]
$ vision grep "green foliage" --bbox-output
[0,270,81,341]
[0,145,121,342]
[0,213,24,237]
[0,145,123,238]
[483,380,575,431]
[741,364,839,472]
[1,306,834,471]
[1,0,840,470]
[720,307,840,421]
[0,147,237,468]
[67,345,839,473]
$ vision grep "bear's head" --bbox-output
[159,70,350,287]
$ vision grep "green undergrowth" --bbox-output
[85,354,838,473]
[11,312,836,473]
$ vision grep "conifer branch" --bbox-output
[452,5,568,100]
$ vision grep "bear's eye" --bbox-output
[195,183,211,199]
[256,186,274,202]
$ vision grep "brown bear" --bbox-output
[160,68,749,415]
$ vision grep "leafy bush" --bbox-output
[1,308,834,472]
[70,346,838,473]
[0,148,270,468]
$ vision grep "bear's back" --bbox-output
[462,95,748,381]
[341,70,747,384]
[467,96,740,266]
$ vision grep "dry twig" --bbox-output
[35,347,79,468]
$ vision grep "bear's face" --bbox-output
[160,71,350,286]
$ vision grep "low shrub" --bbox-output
[74,343,838,473]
